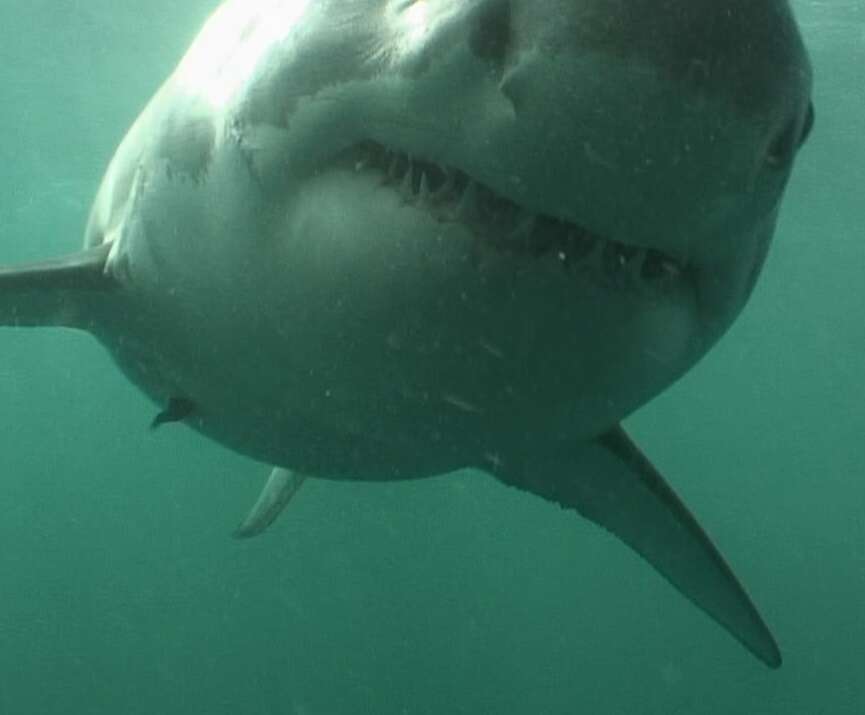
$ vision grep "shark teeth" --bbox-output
[349,141,687,292]
[418,170,431,201]
[641,249,683,283]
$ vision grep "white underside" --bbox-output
[98,140,698,476]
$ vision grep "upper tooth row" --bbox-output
[357,146,684,283]
[356,147,458,200]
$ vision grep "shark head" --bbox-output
[2,0,813,667]
[77,0,813,471]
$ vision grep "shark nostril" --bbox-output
[469,0,512,69]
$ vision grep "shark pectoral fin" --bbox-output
[150,397,197,429]
[493,425,781,668]
[233,467,307,539]
[0,243,114,328]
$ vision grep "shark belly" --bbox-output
[100,143,700,478]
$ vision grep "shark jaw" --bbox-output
[101,129,705,474]
[337,140,688,292]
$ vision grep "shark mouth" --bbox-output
[346,140,686,291]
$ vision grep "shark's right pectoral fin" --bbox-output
[492,425,782,668]
[0,243,114,328]
[233,467,307,539]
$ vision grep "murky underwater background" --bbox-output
[0,1,862,713]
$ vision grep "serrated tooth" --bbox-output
[418,171,430,201]
[641,250,684,283]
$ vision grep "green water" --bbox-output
[0,2,862,713]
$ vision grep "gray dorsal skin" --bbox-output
[0,0,814,667]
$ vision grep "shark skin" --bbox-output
[0,0,814,668]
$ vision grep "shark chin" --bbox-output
[1,0,815,669]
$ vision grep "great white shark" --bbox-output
[0,0,813,667]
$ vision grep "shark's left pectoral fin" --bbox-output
[233,467,307,539]
[493,425,781,668]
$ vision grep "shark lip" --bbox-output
[344,140,687,292]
